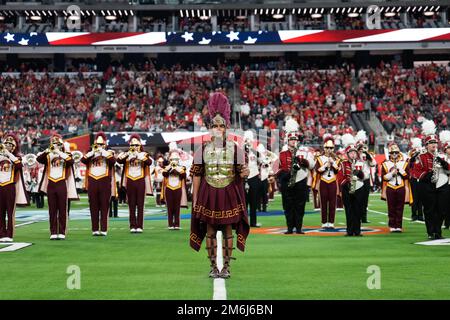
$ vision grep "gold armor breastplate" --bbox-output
[204,141,235,188]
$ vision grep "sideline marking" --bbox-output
[213,231,227,300]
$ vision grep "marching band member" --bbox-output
[314,136,340,229]
[339,134,366,237]
[37,134,78,240]
[381,143,413,232]
[244,130,262,228]
[161,148,188,230]
[117,134,153,234]
[408,137,425,222]
[416,120,449,240]
[190,92,250,279]
[312,150,321,212]
[356,130,376,224]
[110,162,123,218]
[81,132,117,236]
[0,134,29,243]
[277,118,314,235]
[440,131,450,230]
[257,143,278,212]
[151,154,166,207]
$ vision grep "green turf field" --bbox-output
[1,194,449,300]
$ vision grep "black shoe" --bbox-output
[296,230,305,234]
[434,234,443,240]
[284,230,293,235]
[250,224,260,228]
[362,220,370,223]
[354,233,363,237]
[418,217,425,222]
[428,234,434,240]
[345,233,353,237]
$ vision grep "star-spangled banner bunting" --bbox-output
[105,132,166,147]
[0,29,449,46]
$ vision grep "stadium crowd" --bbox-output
[0,59,449,152]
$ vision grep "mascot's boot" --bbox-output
[219,235,235,279]
[206,235,219,278]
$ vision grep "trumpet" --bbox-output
[129,146,137,153]
[92,144,100,152]
[0,143,5,153]
[49,144,57,153]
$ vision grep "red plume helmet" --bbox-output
[208,92,231,127]
[94,132,108,146]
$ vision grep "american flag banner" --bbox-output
[1,29,449,46]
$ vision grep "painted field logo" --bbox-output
[251,226,390,236]
[0,243,33,252]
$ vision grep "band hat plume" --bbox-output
[341,133,357,154]
[421,119,438,144]
[355,130,368,148]
[410,137,422,149]
[439,130,450,150]
[284,118,299,140]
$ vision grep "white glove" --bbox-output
[101,149,110,158]
[137,152,146,161]
[86,151,95,158]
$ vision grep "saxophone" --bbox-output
[288,142,300,188]
[431,151,440,184]
[349,159,357,194]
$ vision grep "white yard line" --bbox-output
[15,221,37,228]
[213,231,227,300]
[368,209,425,224]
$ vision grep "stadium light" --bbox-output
[424,6,429,12]
[185,10,189,17]
[311,13,322,19]
[397,7,402,12]
[412,6,417,12]
[423,11,434,16]
[265,9,269,15]
[309,8,312,14]
[92,10,96,16]
[348,12,359,18]
[282,9,286,15]
[24,10,29,16]
[330,8,334,14]
[418,6,423,12]
[48,10,52,16]
[0,16,4,21]
[112,10,116,16]
[303,8,307,14]
[359,7,363,13]
[273,14,284,19]
[101,10,105,16]
[435,6,440,11]
[260,9,263,15]
[130,10,134,16]
[297,8,301,14]
[8,10,13,16]
[42,11,46,16]
[118,10,122,16]
[179,10,183,17]
[291,8,295,14]
[191,10,194,17]
[107,10,111,16]
[62,10,67,16]
[336,8,340,14]
[321,8,324,14]
[385,12,396,17]
[271,9,275,15]
[30,15,41,21]
[430,6,434,11]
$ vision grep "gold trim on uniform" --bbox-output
[193,203,245,219]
